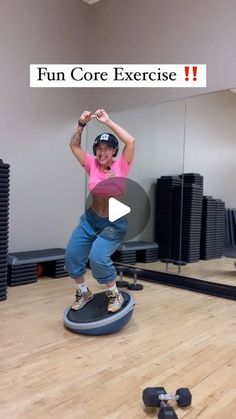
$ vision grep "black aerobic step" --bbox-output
[7,248,69,285]
[112,241,158,264]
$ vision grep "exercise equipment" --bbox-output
[142,386,192,418]
[116,266,129,287]
[201,196,225,260]
[115,264,144,291]
[127,267,143,291]
[7,248,68,286]
[64,290,135,335]
[155,172,226,264]
[0,159,10,301]
[155,176,182,260]
[160,259,187,274]
[214,199,225,257]
[224,208,236,248]
[112,241,158,265]
[173,182,203,263]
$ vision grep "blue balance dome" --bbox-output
[64,291,135,335]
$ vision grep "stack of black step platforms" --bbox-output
[112,241,158,264]
[171,184,182,261]
[215,199,225,257]
[112,242,136,264]
[8,248,68,286]
[200,196,217,260]
[43,258,67,278]
[180,173,203,189]
[155,176,182,259]
[155,171,226,263]
[0,159,10,300]
[181,183,203,262]
[225,208,236,247]
[136,241,159,262]
[173,174,204,263]
[8,263,38,286]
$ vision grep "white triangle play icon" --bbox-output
[109,197,131,222]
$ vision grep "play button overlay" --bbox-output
[86,177,151,241]
[109,198,131,222]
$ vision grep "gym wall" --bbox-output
[0,0,92,252]
[89,0,236,112]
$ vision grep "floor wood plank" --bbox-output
[0,271,236,418]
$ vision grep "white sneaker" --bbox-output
[106,290,124,313]
[71,288,93,310]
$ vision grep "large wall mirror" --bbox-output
[177,89,236,287]
[132,89,236,290]
[85,89,236,291]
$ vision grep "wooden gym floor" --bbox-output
[0,270,236,418]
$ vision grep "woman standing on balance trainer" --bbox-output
[65,109,135,313]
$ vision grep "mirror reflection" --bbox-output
[135,89,236,287]
[177,89,236,286]
[86,89,236,289]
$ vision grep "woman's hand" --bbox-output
[94,109,110,124]
[79,110,96,124]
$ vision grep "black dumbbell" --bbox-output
[142,387,177,418]
[143,387,192,418]
[172,260,187,267]
[143,386,192,408]
[127,268,143,291]
[116,267,129,288]
[159,405,178,419]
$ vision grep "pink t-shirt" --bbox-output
[84,153,132,196]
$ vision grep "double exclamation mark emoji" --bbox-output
[185,66,197,81]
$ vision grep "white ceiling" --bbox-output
[82,0,102,5]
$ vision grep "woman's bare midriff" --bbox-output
[91,194,123,218]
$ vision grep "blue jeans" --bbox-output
[65,208,128,284]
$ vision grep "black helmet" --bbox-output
[93,133,119,157]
